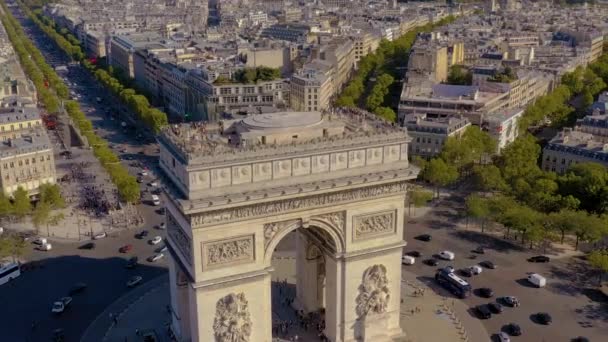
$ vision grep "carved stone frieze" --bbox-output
[191,181,408,227]
[204,236,254,269]
[263,219,300,248]
[353,210,396,240]
[213,293,252,342]
[356,264,390,318]
[166,211,193,265]
[314,211,346,231]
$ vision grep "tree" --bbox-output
[497,134,542,184]
[421,158,458,197]
[447,65,472,85]
[374,106,396,122]
[588,249,608,286]
[546,210,579,244]
[0,235,27,262]
[32,201,51,232]
[407,189,433,216]
[573,213,606,250]
[0,192,13,219]
[465,193,490,231]
[472,165,508,192]
[497,204,542,243]
[558,162,608,215]
[12,187,31,219]
[39,183,65,209]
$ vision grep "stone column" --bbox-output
[295,230,321,312]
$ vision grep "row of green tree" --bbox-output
[335,15,457,121]
[17,0,168,133]
[519,53,608,130]
[0,5,140,203]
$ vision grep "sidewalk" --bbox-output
[400,270,489,342]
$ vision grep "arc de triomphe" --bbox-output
[158,110,418,342]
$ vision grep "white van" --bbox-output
[401,255,415,265]
[151,195,161,206]
[527,273,546,288]
[439,251,455,261]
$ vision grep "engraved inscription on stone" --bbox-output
[353,210,396,240]
[167,211,192,265]
[204,235,255,268]
[191,182,408,227]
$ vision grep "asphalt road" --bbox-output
[0,232,168,341]
[403,194,608,342]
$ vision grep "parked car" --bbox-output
[473,246,485,254]
[93,232,107,240]
[148,181,158,187]
[488,302,503,314]
[51,297,73,314]
[476,305,492,319]
[37,243,52,251]
[127,276,143,288]
[478,287,494,298]
[156,245,168,254]
[497,331,511,342]
[438,251,455,260]
[68,282,87,296]
[416,234,432,242]
[150,236,163,245]
[147,253,165,262]
[125,257,138,269]
[500,296,520,307]
[535,312,552,325]
[442,266,455,274]
[460,268,473,277]
[528,255,550,263]
[119,244,133,253]
[504,323,522,336]
[79,242,96,250]
[33,237,47,245]
[158,222,166,230]
[572,337,590,342]
[480,260,496,269]
[424,259,439,266]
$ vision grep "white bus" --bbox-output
[0,262,21,286]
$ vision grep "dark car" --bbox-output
[68,282,87,296]
[535,312,552,325]
[79,242,95,250]
[480,260,496,269]
[528,255,550,263]
[460,268,473,277]
[136,230,149,239]
[476,305,492,319]
[478,287,494,298]
[571,337,590,342]
[500,296,520,307]
[416,234,432,242]
[119,244,133,253]
[125,257,138,269]
[424,259,439,266]
[473,246,485,254]
[488,302,503,314]
[504,323,522,336]
[406,251,422,258]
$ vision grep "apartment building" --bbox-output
[404,113,471,158]
[290,60,333,112]
[109,33,165,78]
[542,128,608,173]
[0,106,55,195]
[482,108,524,152]
[313,37,356,94]
[351,31,380,69]
[260,24,313,43]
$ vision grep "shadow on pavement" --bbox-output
[449,230,526,253]
[0,254,166,342]
[515,278,538,288]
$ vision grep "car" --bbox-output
[125,257,138,269]
[93,232,107,240]
[68,282,87,296]
[528,255,550,263]
[136,230,149,239]
[535,312,552,325]
[572,337,590,342]
[500,296,520,307]
[150,236,162,245]
[424,259,439,266]
[497,331,510,342]
[119,244,133,253]
[33,237,47,245]
[480,260,496,269]
[473,246,485,254]
[504,323,522,336]
[137,177,144,183]
[460,268,473,277]
[148,181,158,187]
[148,253,165,262]
[51,297,73,313]
[469,265,483,275]
[488,302,503,314]
[127,276,143,288]
[156,245,168,254]
[401,255,415,265]
[405,251,421,258]
[476,305,492,319]
[139,171,148,176]
[442,266,455,274]
[158,222,166,230]
[478,287,494,298]
[416,234,432,242]
[79,242,96,250]
[438,251,455,260]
